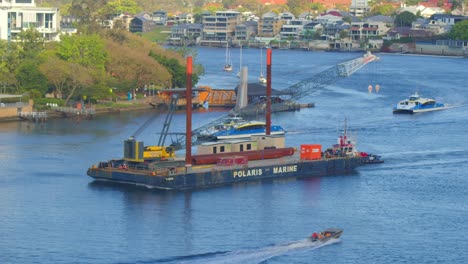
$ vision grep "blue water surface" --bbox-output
[0,48,467,263]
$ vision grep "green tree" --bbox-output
[56,34,107,104]
[150,51,196,88]
[0,41,21,93]
[449,20,468,40]
[99,0,142,18]
[56,34,108,71]
[394,11,417,27]
[15,60,49,95]
[339,30,349,39]
[370,4,396,16]
[308,3,326,13]
[313,29,323,40]
[16,28,45,59]
[343,16,353,24]
[69,0,107,33]
[405,0,420,5]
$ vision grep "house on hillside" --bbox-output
[349,21,390,41]
[168,23,202,46]
[130,13,157,33]
[280,19,310,39]
[153,11,167,25]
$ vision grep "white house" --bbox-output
[0,0,60,41]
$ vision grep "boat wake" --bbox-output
[152,238,340,264]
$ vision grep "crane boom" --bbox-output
[178,52,377,150]
[281,51,377,101]
[157,94,178,146]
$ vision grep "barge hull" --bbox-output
[87,157,361,190]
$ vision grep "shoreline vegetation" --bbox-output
[1,47,465,123]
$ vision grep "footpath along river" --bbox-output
[0,48,467,263]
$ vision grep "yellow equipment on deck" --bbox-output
[143,146,175,159]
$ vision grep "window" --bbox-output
[220,146,225,152]
[247,144,252,150]
[240,145,244,152]
[212,146,217,154]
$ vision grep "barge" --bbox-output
[86,52,382,190]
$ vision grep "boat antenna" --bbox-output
[344,117,348,137]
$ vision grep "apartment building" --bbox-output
[350,0,369,17]
[202,10,240,44]
[258,12,282,38]
[280,19,309,39]
[0,0,59,41]
[234,21,257,41]
[349,21,390,41]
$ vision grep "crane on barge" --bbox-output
[160,51,378,150]
[191,52,378,138]
[128,94,182,160]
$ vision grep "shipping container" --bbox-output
[300,144,322,160]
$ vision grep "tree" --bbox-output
[405,0,420,5]
[69,0,107,33]
[308,3,326,13]
[56,34,108,104]
[370,4,397,16]
[452,0,468,13]
[105,38,172,90]
[449,20,468,40]
[15,60,49,95]
[16,28,45,59]
[39,54,70,98]
[394,11,417,27]
[56,34,108,71]
[339,30,349,39]
[150,52,190,88]
[65,63,94,104]
[99,0,142,19]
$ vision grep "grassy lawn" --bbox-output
[142,26,171,44]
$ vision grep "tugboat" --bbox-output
[86,52,383,190]
[393,92,446,114]
[310,228,343,242]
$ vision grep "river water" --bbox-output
[1,48,467,263]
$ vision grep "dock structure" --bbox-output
[54,106,95,118]
[17,111,47,122]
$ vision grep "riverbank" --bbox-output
[0,100,155,123]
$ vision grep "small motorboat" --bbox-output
[310,228,343,242]
[393,92,446,114]
[360,152,384,164]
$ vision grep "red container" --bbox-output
[300,144,322,160]
[217,156,248,166]
[192,147,295,165]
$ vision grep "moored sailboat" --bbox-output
[258,47,266,85]
[223,43,233,72]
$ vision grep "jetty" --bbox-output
[17,111,47,122]
[54,106,96,118]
